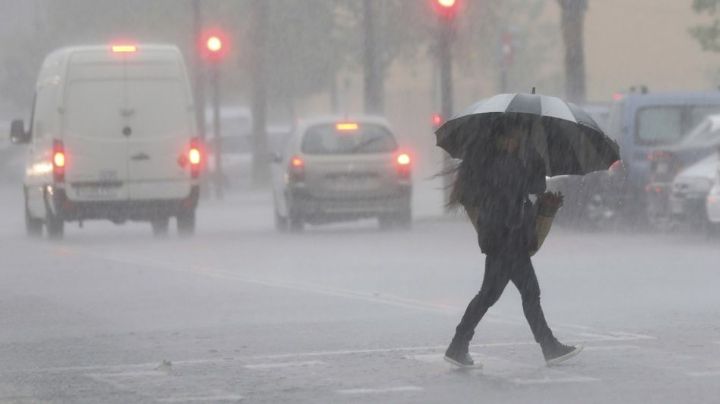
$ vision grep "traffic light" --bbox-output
[432,0,459,20]
[200,30,229,62]
[432,113,444,130]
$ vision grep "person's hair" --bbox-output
[445,114,535,209]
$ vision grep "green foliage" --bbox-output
[691,0,720,52]
[454,0,562,94]
[693,0,720,14]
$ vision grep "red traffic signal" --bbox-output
[206,36,223,53]
[431,113,444,129]
[200,30,229,61]
[432,0,459,20]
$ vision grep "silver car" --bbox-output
[669,154,718,228]
[271,117,412,231]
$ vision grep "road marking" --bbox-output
[686,370,720,377]
[157,395,244,402]
[90,370,167,378]
[474,354,599,385]
[337,386,423,395]
[85,373,134,392]
[406,353,445,363]
[47,245,657,346]
[244,360,325,370]
[583,344,640,351]
[27,341,537,373]
[512,376,599,385]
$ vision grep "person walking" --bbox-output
[444,117,583,368]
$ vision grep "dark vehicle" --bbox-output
[646,114,720,229]
[547,103,610,226]
[559,91,720,229]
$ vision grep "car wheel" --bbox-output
[395,207,412,230]
[152,217,170,237]
[584,192,618,231]
[288,212,304,232]
[25,193,43,238]
[177,209,196,237]
[46,211,64,239]
[707,222,720,239]
[645,196,673,233]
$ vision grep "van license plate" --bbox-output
[76,186,118,198]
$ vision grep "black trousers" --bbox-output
[453,251,555,347]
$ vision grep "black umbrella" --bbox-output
[435,92,620,176]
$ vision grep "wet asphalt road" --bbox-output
[1,186,720,403]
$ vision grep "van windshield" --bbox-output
[636,105,720,145]
[301,123,397,155]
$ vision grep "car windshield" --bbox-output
[301,123,397,154]
[680,119,720,145]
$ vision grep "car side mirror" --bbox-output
[10,119,30,144]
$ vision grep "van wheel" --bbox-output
[152,218,170,237]
[275,210,289,232]
[46,212,64,239]
[177,210,196,237]
[378,215,394,230]
[25,196,43,238]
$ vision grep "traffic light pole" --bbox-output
[191,0,209,198]
[211,62,224,199]
[438,18,454,208]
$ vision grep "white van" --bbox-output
[10,44,202,238]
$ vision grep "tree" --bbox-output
[690,0,720,52]
[449,0,562,95]
[557,0,588,103]
[336,1,433,115]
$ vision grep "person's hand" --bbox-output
[537,191,564,216]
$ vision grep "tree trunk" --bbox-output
[251,0,270,186]
[362,0,384,115]
[558,0,587,103]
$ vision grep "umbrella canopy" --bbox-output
[435,92,620,176]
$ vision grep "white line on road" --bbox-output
[686,370,720,377]
[244,360,325,370]
[337,386,424,395]
[27,341,534,373]
[48,246,657,346]
[582,344,640,351]
[157,395,244,403]
[512,376,600,385]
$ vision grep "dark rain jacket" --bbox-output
[459,152,546,256]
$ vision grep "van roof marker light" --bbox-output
[112,44,137,53]
[336,122,359,132]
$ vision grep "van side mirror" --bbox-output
[269,151,283,164]
[10,119,30,144]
